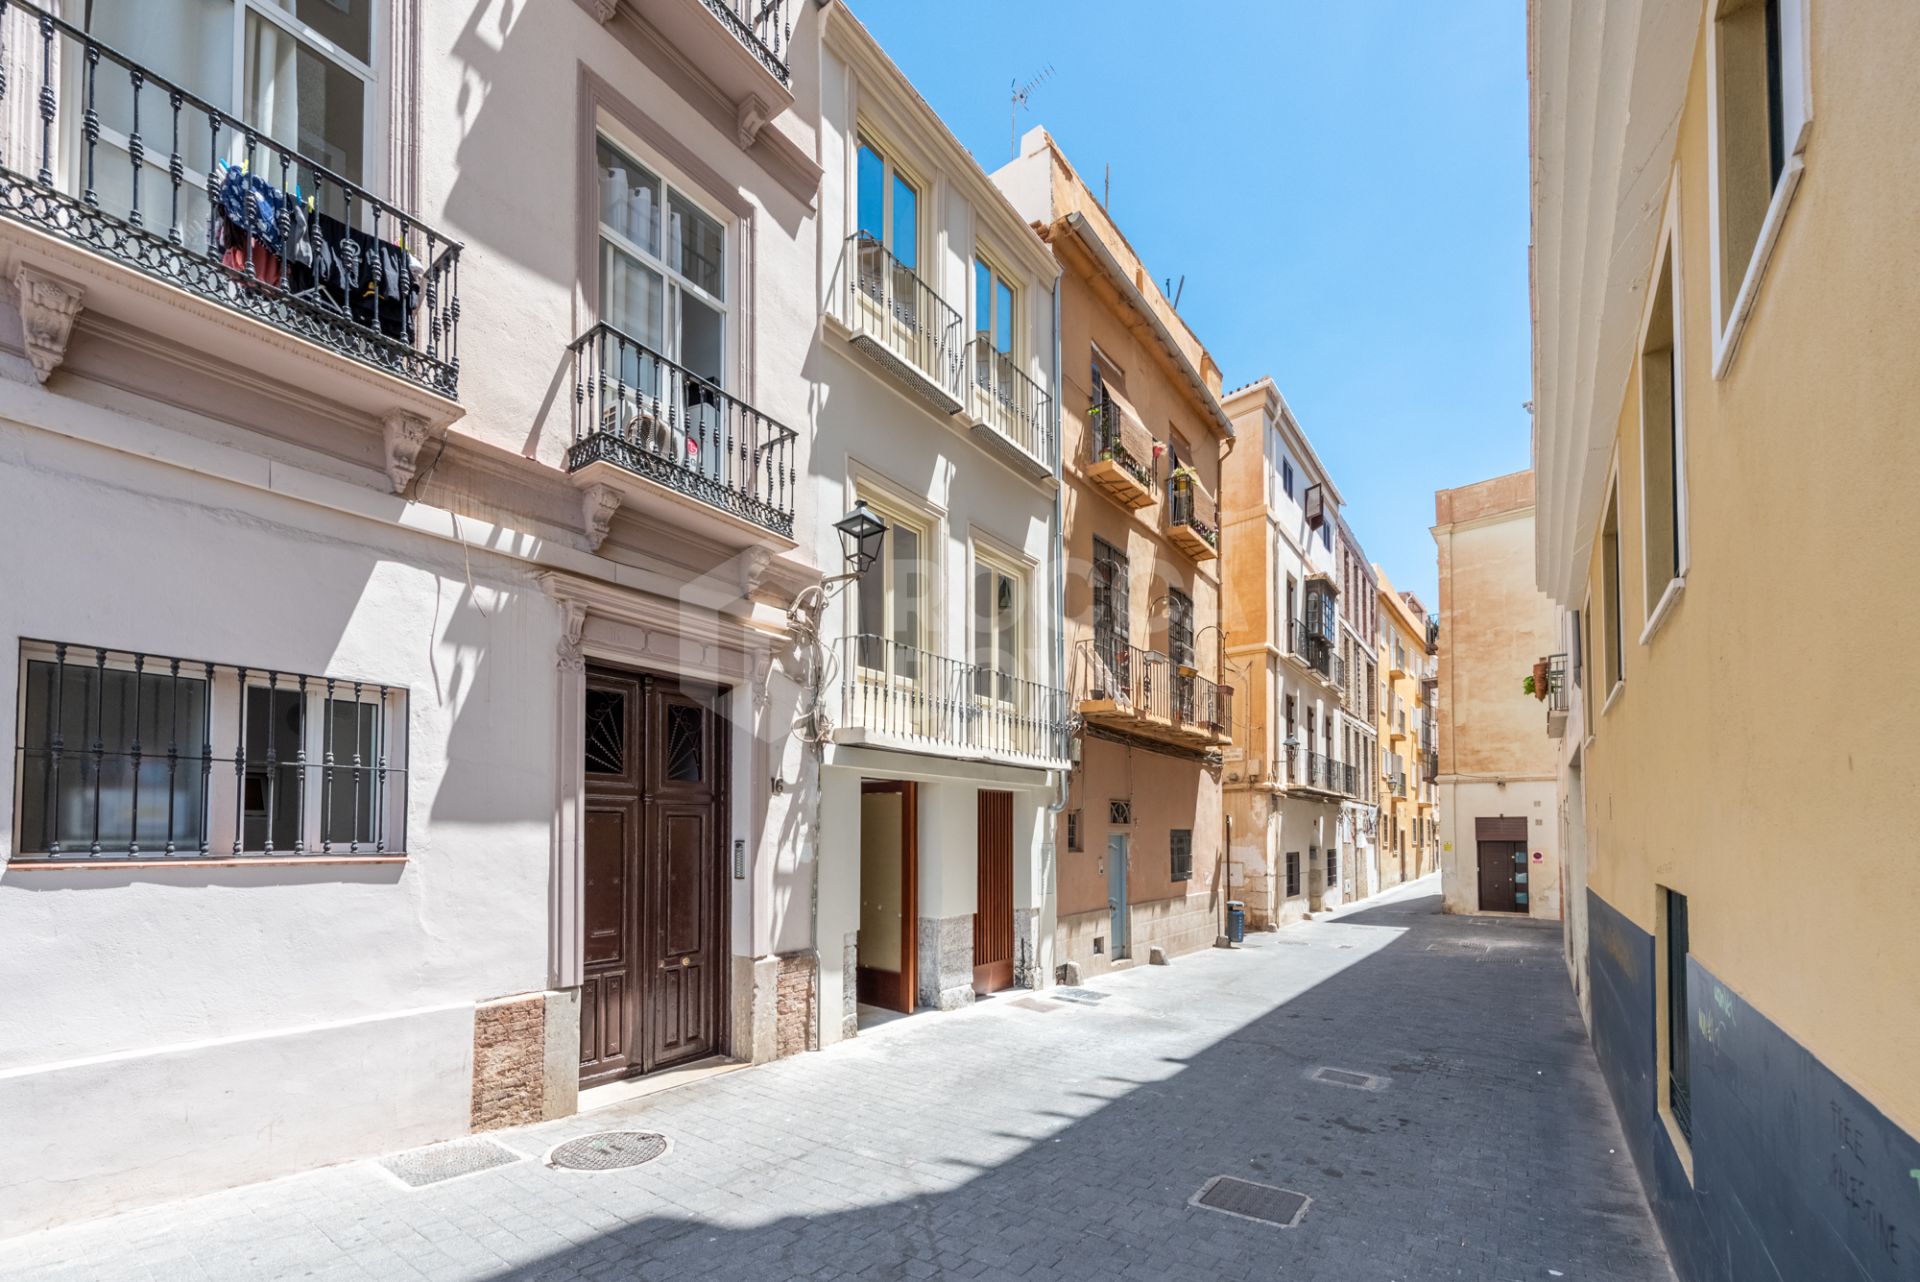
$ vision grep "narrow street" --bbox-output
[0,879,1669,1282]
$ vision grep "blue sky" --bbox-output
[852,1,1531,609]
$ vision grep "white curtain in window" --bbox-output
[243,14,300,157]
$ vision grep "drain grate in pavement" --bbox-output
[1009,997,1062,1013]
[1310,1066,1387,1091]
[1050,987,1109,1005]
[378,1138,522,1188]
[547,1131,669,1171]
[1190,1175,1311,1228]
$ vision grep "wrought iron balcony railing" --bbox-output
[839,635,1068,766]
[1287,618,1344,688]
[0,3,461,396]
[1167,470,1220,554]
[703,0,793,85]
[1075,633,1172,723]
[968,341,1052,465]
[1294,750,1348,794]
[846,232,963,403]
[1174,671,1233,738]
[567,322,797,537]
[1545,652,1570,713]
[1087,393,1158,492]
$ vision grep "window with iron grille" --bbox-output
[1664,888,1693,1142]
[1284,851,1301,898]
[1108,799,1132,826]
[1326,846,1339,886]
[13,641,407,862]
[1170,829,1192,882]
[1167,587,1194,668]
[1092,537,1129,652]
[1066,808,1082,852]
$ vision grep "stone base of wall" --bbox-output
[841,932,859,1040]
[775,951,816,1058]
[916,914,975,1011]
[471,990,578,1131]
[1012,906,1040,988]
[1057,893,1220,980]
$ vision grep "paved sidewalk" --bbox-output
[0,877,1672,1281]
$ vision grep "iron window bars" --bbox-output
[12,641,407,862]
[567,321,797,537]
[1170,828,1192,882]
[1087,391,1157,491]
[0,2,462,396]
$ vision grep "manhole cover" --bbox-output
[1190,1175,1311,1228]
[1311,1065,1387,1091]
[547,1131,669,1171]
[379,1137,522,1188]
[1050,987,1109,1005]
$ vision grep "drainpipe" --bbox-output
[1038,273,1068,987]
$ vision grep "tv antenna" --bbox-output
[1011,65,1054,159]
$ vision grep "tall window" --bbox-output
[1284,851,1301,898]
[1663,889,1694,1143]
[14,642,406,862]
[1602,486,1624,694]
[1092,538,1129,654]
[973,257,1016,366]
[1282,458,1294,500]
[1641,233,1687,623]
[1166,587,1194,668]
[81,0,375,227]
[1712,0,1790,328]
[972,556,1023,701]
[855,501,926,679]
[597,137,727,385]
[857,134,919,268]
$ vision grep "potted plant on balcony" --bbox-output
[1522,672,1537,698]
[1531,657,1550,700]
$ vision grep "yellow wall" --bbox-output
[1573,8,1920,1133]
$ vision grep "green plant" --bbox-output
[1522,674,1537,697]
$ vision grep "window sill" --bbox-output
[1713,156,1806,380]
[1601,681,1625,717]
[1659,1106,1697,1184]
[1639,576,1686,647]
[6,855,408,872]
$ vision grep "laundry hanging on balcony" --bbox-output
[212,163,311,288]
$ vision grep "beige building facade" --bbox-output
[1531,4,1920,1277]
[1374,569,1437,891]
[1431,472,1558,919]
[995,128,1231,975]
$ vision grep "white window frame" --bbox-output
[1639,180,1690,645]
[1704,0,1812,378]
[1599,460,1627,715]
[594,128,733,384]
[851,490,934,681]
[969,543,1029,706]
[854,128,925,269]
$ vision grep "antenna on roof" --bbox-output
[1011,65,1054,160]
[1171,275,1186,310]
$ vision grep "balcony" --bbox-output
[1544,652,1570,738]
[0,5,461,403]
[1083,393,1159,510]
[1284,619,1344,689]
[966,341,1053,478]
[1389,772,1407,799]
[835,636,1069,770]
[1173,669,1234,746]
[1166,470,1219,562]
[566,323,797,544]
[842,233,964,414]
[1290,750,1349,799]
[617,0,795,119]
[1073,635,1226,750]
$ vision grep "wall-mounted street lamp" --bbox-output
[832,499,888,580]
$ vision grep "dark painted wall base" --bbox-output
[1585,891,1920,1281]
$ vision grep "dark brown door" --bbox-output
[1475,816,1528,914]
[580,668,728,1088]
[856,780,917,1013]
[973,790,1015,995]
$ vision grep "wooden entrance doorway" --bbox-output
[857,780,918,1013]
[973,790,1015,994]
[579,666,729,1088]
[1475,816,1529,914]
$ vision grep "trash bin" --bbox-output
[1226,900,1246,944]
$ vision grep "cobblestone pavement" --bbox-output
[0,877,1672,1282]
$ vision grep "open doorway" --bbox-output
[857,780,917,1013]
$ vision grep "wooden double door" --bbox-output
[579,666,728,1087]
[1475,816,1529,914]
